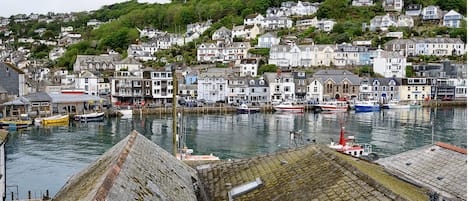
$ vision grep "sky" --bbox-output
[0,0,170,18]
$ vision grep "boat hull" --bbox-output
[354,105,380,112]
[74,112,105,122]
[42,115,70,126]
[273,107,305,113]
[236,108,260,114]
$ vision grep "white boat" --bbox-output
[74,112,105,122]
[382,100,410,109]
[315,101,348,112]
[176,147,220,161]
[329,126,378,160]
[273,101,305,113]
[236,104,260,114]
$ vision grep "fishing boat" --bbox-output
[329,126,378,160]
[315,101,348,112]
[273,101,305,113]
[382,100,410,109]
[0,119,32,130]
[354,100,380,112]
[37,114,70,126]
[236,104,261,114]
[74,112,105,122]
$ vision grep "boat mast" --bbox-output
[172,64,178,157]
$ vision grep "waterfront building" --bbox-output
[368,78,402,102]
[313,70,360,100]
[293,71,308,100]
[358,77,373,100]
[226,76,249,105]
[247,77,270,104]
[306,76,323,102]
[264,72,295,102]
[399,78,432,101]
[197,68,230,103]
[373,49,406,78]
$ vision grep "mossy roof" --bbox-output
[54,130,199,201]
[196,144,416,201]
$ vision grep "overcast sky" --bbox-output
[0,0,170,18]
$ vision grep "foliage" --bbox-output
[258,64,278,75]
[248,48,270,56]
[316,0,349,20]
[406,66,416,77]
[437,0,466,15]
[30,44,52,59]
[355,66,375,77]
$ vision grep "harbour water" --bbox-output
[5,107,467,199]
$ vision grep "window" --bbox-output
[85,78,89,83]
[408,86,410,91]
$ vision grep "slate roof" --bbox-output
[54,131,199,201]
[196,144,407,201]
[377,142,467,200]
[23,92,52,102]
[313,70,361,85]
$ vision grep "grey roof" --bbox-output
[377,142,467,200]
[313,70,361,85]
[23,92,52,102]
[263,72,294,83]
[54,131,199,201]
[370,77,402,86]
[2,96,29,106]
[49,93,102,104]
[0,85,7,93]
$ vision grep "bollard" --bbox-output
[11,192,13,201]
[46,189,49,199]
[28,190,31,199]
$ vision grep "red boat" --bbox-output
[329,126,377,160]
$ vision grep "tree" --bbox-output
[316,0,349,20]
[258,64,278,75]
[406,66,416,77]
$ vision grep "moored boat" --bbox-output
[315,101,348,112]
[236,104,261,114]
[354,100,380,112]
[74,112,105,122]
[0,119,33,130]
[39,114,70,126]
[382,100,410,109]
[329,126,377,160]
[273,101,305,113]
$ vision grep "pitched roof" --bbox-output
[54,131,199,201]
[377,142,467,200]
[196,144,407,201]
[23,92,52,102]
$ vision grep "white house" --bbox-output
[257,32,280,48]
[262,16,293,30]
[296,17,318,30]
[443,10,463,28]
[370,14,397,31]
[49,47,66,61]
[75,70,100,96]
[212,26,232,41]
[382,0,403,12]
[414,38,465,56]
[316,19,336,32]
[289,1,320,16]
[373,49,406,78]
[197,42,250,63]
[231,24,261,40]
[264,72,296,102]
[397,15,414,28]
[115,57,142,72]
[197,69,230,102]
[422,6,442,21]
[306,77,323,102]
[269,44,313,67]
[239,58,258,77]
[352,0,374,6]
[244,14,265,26]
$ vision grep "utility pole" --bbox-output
[172,64,178,157]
